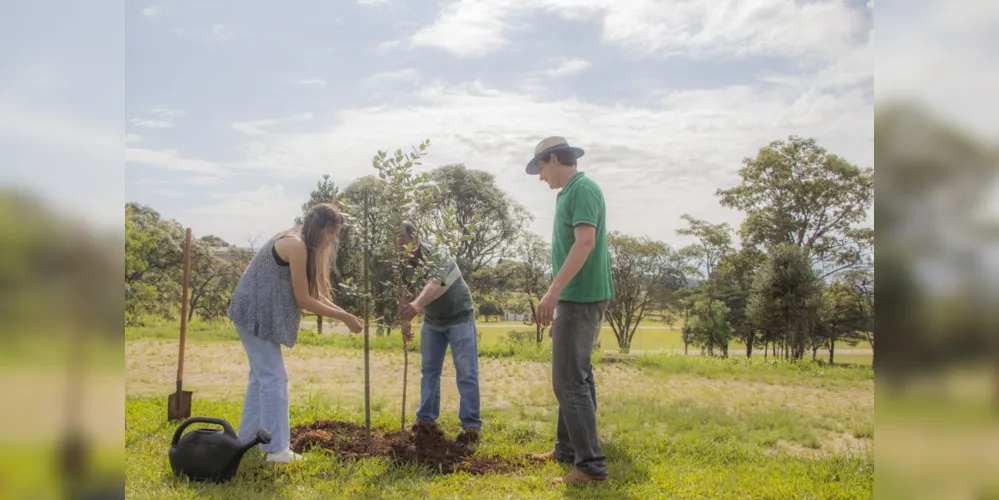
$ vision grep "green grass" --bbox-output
[125,322,874,498]
[127,396,872,499]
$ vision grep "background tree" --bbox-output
[295,174,341,225]
[124,203,185,324]
[184,239,252,322]
[712,247,766,357]
[747,244,824,360]
[673,287,698,355]
[606,232,676,353]
[817,279,868,364]
[687,298,733,357]
[425,165,531,283]
[676,214,734,277]
[676,215,735,356]
[341,176,393,333]
[717,135,874,278]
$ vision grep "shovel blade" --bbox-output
[168,391,193,420]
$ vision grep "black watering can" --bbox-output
[168,416,271,483]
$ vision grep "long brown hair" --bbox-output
[297,203,345,301]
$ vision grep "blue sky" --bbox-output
[4,0,885,249]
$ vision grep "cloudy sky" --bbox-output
[119,0,877,248]
[2,0,881,248]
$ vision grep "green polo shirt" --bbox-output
[552,172,614,303]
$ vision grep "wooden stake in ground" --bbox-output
[401,323,409,432]
[362,191,372,451]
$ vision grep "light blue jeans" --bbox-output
[416,319,482,429]
[235,323,290,454]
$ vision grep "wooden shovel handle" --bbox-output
[177,228,192,386]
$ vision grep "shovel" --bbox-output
[168,228,194,421]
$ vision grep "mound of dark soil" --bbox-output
[290,420,520,475]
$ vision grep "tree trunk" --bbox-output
[317,315,323,334]
[763,340,768,361]
[828,340,836,365]
[812,344,818,361]
[746,334,753,358]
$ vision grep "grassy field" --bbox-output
[125,323,874,499]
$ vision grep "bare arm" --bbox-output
[412,278,447,309]
[321,297,348,316]
[547,224,596,296]
[279,237,355,322]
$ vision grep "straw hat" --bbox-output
[525,136,585,175]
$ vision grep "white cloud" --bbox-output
[409,0,867,61]
[142,5,161,17]
[128,107,187,129]
[232,112,314,136]
[359,68,420,87]
[129,119,173,129]
[212,24,227,36]
[409,0,516,58]
[187,184,301,245]
[357,0,389,5]
[545,59,591,77]
[126,133,142,144]
[296,77,328,86]
[125,148,229,176]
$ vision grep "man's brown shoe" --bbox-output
[552,468,608,485]
[529,450,573,464]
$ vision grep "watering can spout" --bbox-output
[237,428,272,458]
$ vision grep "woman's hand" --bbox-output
[343,314,364,333]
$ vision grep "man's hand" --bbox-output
[401,322,414,342]
[537,289,558,327]
[399,301,423,323]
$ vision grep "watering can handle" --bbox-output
[170,417,237,447]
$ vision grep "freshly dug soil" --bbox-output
[290,420,521,475]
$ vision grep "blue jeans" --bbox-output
[416,319,482,429]
[235,323,290,454]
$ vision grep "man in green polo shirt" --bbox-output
[524,136,614,485]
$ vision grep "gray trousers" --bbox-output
[551,300,608,478]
